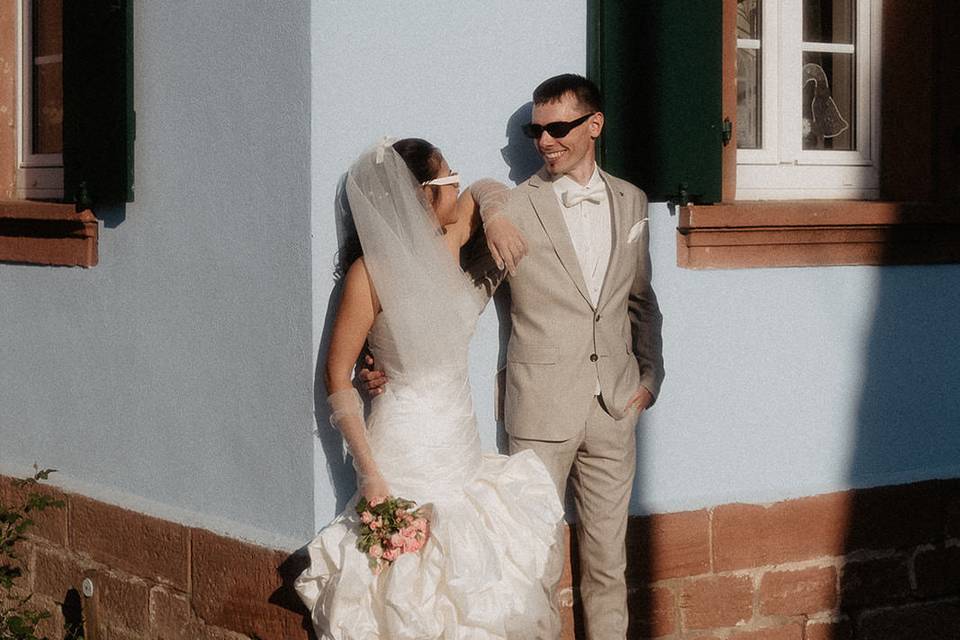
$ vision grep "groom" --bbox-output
[483,74,664,639]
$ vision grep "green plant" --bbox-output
[0,467,65,640]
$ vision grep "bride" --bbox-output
[295,139,565,639]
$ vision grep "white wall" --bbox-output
[310,2,960,524]
[0,1,315,548]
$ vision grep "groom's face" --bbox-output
[531,92,603,180]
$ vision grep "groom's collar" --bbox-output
[531,165,607,189]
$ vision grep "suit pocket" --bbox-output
[507,344,559,364]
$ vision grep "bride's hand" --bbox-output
[359,472,391,503]
[469,178,526,276]
[485,216,528,277]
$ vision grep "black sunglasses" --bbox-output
[521,112,595,139]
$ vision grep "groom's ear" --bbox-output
[589,112,605,140]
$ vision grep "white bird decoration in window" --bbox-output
[803,62,850,140]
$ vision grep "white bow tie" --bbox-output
[561,182,607,208]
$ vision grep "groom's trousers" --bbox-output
[509,396,637,640]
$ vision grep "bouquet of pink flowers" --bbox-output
[355,495,430,574]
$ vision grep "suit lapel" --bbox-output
[527,169,593,307]
[597,169,627,312]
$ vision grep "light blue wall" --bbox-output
[310,2,960,525]
[0,1,315,547]
[641,210,960,513]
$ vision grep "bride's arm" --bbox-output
[448,180,527,276]
[324,258,390,500]
[458,178,527,275]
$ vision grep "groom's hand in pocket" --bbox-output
[625,386,653,415]
[358,354,388,397]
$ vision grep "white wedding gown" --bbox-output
[295,307,565,639]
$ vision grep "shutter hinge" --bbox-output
[721,118,733,146]
[667,182,690,215]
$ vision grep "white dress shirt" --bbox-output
[552,165,612,395]
[551,165,612,308]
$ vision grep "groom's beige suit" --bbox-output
[499,166,664,639]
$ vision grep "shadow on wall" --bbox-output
[313,174,362,514]
[95,203,126,228]
[836,2,960,633]
[501,102,542,185]
[272,552,319,640]
[836,260,960,638]
[490,101,541,452]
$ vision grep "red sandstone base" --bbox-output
[2,475,958,640]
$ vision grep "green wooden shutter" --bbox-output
[589,0,723,204]
[63,0,134,207]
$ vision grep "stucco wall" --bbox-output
[0,1,314,547]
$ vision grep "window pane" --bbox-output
[31,0,63,155]
[33,62,63,154]
[737,48,761,149]
[33,0,62,57]
[802,53,855,150]
[737,0,761,39]
[804,0,855,44]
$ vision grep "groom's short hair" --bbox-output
[533,74,602,113]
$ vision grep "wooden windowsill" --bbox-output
[677,200,960,269]
[0,200,98,267]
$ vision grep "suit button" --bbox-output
[595,314,601,322]
[590,353,598,362]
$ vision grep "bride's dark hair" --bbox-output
[392,138,441,184]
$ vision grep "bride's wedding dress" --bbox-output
[295,144,564,640]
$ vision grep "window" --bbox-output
[17,0,64,200]
[0,0,133,267]
[590,0,960,269]
[736,0,881,200]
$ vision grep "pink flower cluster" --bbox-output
[355,495,430,574]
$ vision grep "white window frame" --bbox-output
[737,0,882,200]
[16,0,64,200]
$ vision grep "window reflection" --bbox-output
[31,0,63,155]
[804,0,855,44]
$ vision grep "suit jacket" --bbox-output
[499,167,664,441]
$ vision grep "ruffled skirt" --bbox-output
[295,449,565,640]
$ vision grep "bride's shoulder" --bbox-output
[344,257,381,312]
[347,255,368,275]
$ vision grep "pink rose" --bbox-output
[383,548,399,562]
[370,518,382,530]
[368,543,383,559]
[412,517,428,532]
[402,535,422,553]
[369,496,385,507]
[360,511,374,524]
[389,532,404,548]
